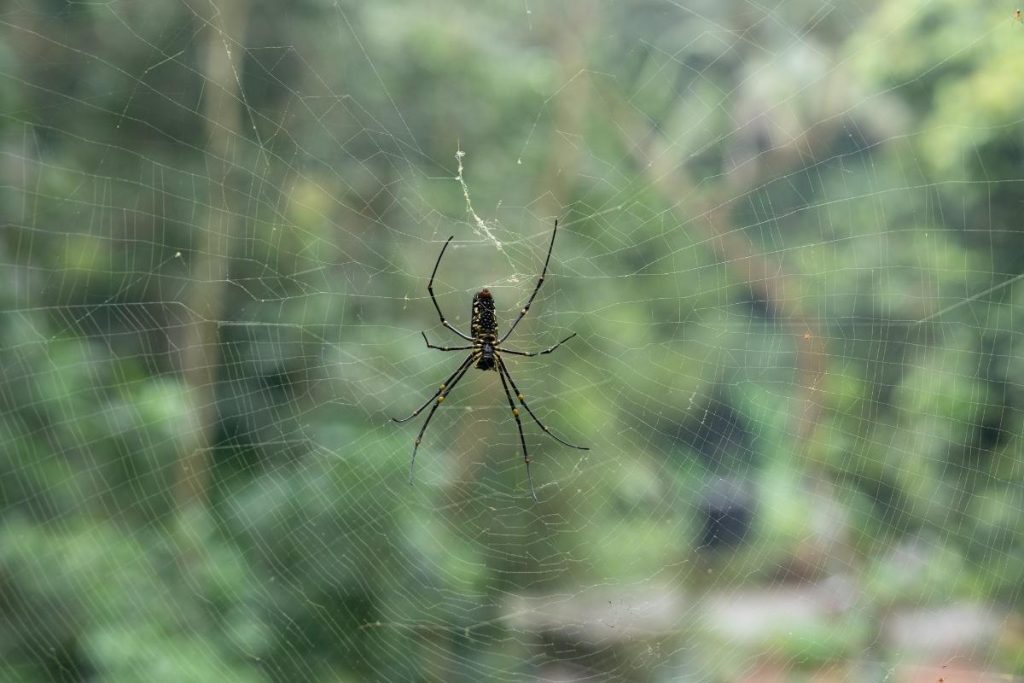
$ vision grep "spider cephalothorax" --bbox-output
[392,220,588,500]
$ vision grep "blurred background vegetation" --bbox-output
[2,0,1024,680]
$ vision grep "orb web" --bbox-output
[1,1,1022,681]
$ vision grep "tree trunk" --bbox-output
[174,0,250,521]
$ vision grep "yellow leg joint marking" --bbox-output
[437,396,445,404]
[517,394,524,402]
[513,408,520,417]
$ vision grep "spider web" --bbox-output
[2,0,1023,681]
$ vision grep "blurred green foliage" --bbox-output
[2,0,1024,680]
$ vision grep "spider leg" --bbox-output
[421,331,474,352]
[428,236,474,342]
[497,362,538,502]
[497,356,589,451]
[407,354,476,483]
[391,353,474,423]
[499,219,561,344]
[499,332,576,357]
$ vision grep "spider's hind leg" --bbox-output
[407,357,475,482]
[497,363,538,501]
[391,353,474,423]
[497,357,589,452]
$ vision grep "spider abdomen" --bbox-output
[472,289,498,370]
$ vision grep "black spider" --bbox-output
[392,219,589,500]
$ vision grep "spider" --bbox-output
[392,219,588,500]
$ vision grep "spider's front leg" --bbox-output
[428,236,474,342]
[498,218,561,344]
